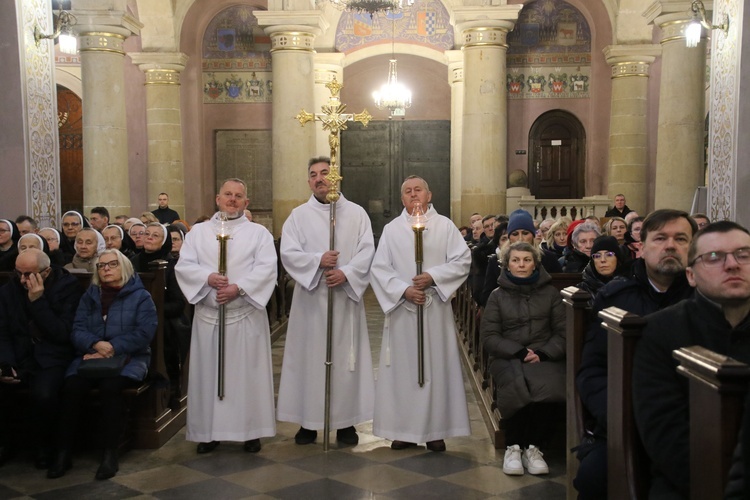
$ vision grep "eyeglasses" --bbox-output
[0,229,9,234]
[592,251,617,260]
[96,260,120,270]
[691,248,750,267]
[62,222,80,228]
[130,231,145,237]
[144,231,161,239]
[14,267,49,279]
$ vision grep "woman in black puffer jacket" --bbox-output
[576,236,626,304]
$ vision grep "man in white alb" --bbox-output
[370,175,471,452]
[175,178,277,454]
[277,156,375,446]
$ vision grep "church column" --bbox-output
[604,45,660,214]
[255,12,328,237]
[445,50,464,226]
[76,12,142,216]
[646,3,708,211]
[454,7,521,218]
[130,52,188,219]
[314,53,344,157]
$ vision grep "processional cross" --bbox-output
[295,77,371,451]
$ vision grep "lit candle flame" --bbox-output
[410,202,426,229]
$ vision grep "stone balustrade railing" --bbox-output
[518,195,611,222]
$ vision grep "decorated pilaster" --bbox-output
[75,8,142,216]
[604,45,660,214]
[454,6,522,218]
[646,1,708,211]
[706,0,746,224]
[130,52,189,219]
[255,11,328,236]
[314,53,345,157]
[445,49,464,226]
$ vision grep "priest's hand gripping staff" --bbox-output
[295,77,371,451]
[215,213,232,400]
[410,202,427,388]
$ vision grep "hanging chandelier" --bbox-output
[323,0,414,17]
[372,59,412,117]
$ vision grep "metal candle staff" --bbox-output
[215,213,232,400]
[410,202,426,387]
[295,77,371,451]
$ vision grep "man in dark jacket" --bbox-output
[604,193,633,218]
[634,220,750,499]
[0,249,84,468]
[573,209,697,499]
[151,192,181,224]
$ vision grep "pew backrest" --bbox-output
[674,346,750,500]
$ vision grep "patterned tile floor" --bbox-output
[0,289,566,499]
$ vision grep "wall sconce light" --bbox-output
[685,0,729,48]
[34,10,77,55]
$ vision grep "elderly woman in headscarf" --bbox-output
[102,224,137,258]
[167,224,185,261]
[59,211,90,264]
[64,228,104,273]
[130,222,190,405]
[128,222,147,253]
[0,219,22,271]
[38,228,67,267]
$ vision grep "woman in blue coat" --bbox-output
[47,249,157,480]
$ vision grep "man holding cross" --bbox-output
[277,156,375,446]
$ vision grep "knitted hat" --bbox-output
[566,219,585,247]
[590,235,620,259]
[507,209,536,235]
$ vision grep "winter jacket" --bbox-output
[634,292,750,499]
[576,258,693,437]
[560,247,590,273]
[0,267,84,376]
[478,250,564,307]
[66,274,158,381]
[480,267,566,418]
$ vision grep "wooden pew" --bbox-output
[561,286,592,500]
[674,346,750,499]
[0,261,185,449]
[600,306,649,500]
[454,273,581,450]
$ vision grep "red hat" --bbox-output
[566,219,585,248]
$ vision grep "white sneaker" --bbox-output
[502,444,524,475]
[522,445,549,475]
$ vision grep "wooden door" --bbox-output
[341,120,450,240]
[57,85,83,213]
[529,111,585,199]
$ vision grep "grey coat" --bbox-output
[480,267,566,418]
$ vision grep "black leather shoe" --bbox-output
[243,439,261,453]
[95,449,118,480]
[196,441,220,454]
[35,447,53,470]
[294,427,317,445]
[336,426,359,445]
[47,450,72,479]
[426,440,446,452]
[390,440,417,450]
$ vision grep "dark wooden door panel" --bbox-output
[529,111,585,199]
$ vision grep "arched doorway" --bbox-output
[528,110,585,199]
[57,85,83,212]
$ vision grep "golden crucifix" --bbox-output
[294,77,371,452]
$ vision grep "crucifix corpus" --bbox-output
[294,77,371,451]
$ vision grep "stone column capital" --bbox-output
[254,11,329,37]
[452,6,521,48]
[445,50,464,85]
[644,1,712,44]
[130,52,188,84]
[603,44,661,78]
[72,10,143,38]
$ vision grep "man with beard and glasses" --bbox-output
[573,209,697,500]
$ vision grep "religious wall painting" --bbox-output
[202,5,272,103]
[506,0,591,100]
[335,0,453,53]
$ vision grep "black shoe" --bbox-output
[390,440,417,450]
[336,426,359,445]
[243,439,261,453]
[196,441,220,454]
[426,440,446,452]
[0,445,17,467]
[95,449,118,480]
[47,450,72,479]
[294,427,317,445]
[35,447,53,470]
